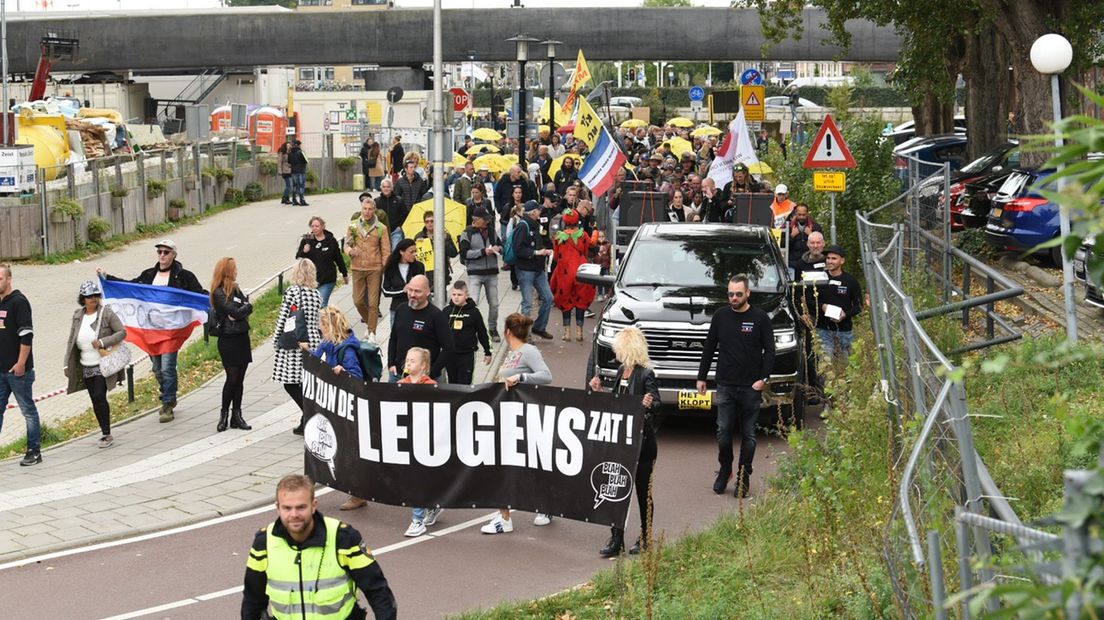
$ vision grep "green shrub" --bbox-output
[109,184,129,198]
[336,156,358,171]
[955,228,996,259]
[216,167,235,182]
[87,217,111,243]
[259,159,279,176]
[146,178,166,199]
[53,197,85,218]
[244,182,264,202]
[306,170,318,186]
[224,187,245,205]
[168,198,186,210]
[201,166,217,179]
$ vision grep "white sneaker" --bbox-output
[480,514,514,534]
[365,331,377,344]
[404,520,426,537]
[533,513,552,526]
[424,507,442,526]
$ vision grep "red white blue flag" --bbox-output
[577,127,627,197]
[100,278,210,356]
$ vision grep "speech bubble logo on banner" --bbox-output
[590,461,633,509]
[304,414,338,479]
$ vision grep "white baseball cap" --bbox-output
[775,184,788,194]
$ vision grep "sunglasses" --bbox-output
[727,291,747,298]
[157,249,173,256]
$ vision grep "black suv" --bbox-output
[577,222,807,428]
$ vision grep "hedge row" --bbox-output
[470,85,915,109]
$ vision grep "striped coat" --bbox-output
[270,285,323,385]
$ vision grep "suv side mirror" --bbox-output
[576,263,615,288]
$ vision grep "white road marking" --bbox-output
[96,512,500,620]
[0,402,301,512]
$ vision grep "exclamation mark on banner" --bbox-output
[625,415,633,445]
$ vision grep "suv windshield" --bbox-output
[618,238,784,291]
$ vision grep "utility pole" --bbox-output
[431,0,446,305]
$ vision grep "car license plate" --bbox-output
[991,208,1002,219]
[1074,258,1085,275]
[678,389,713,410]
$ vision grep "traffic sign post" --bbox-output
[741,85,765,122]
[740,68,764,86]
[803,114,856,244]
[688,85,705,102]
[813,171,846,192]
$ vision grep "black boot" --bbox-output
[217,409,229,432]
[292,417,305,436]
[629,538,647,555]
[599,528,625,558]
[230,409,252,430]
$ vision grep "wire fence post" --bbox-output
[126,365,135,403]
[942,162,952,303]
[278,272,284,295]
[927,530,948,620]
[38,168,48,258]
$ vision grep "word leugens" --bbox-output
[302,376,635,478]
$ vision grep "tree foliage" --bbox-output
[225,0,298,7]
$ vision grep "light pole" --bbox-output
[506,34,537,171]
[431,0,446,303]
[1030,33,1078,342]
[541,39,560,137]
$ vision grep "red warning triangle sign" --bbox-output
[803,114,857,169]
[744,91,760,107]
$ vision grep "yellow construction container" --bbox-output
[15,110,70,181]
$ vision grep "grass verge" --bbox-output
[452,326,1104,619]
[0,276,295,459]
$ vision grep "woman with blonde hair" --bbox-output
[210,257,253,432]
[588,326,661,557]
[272,258,323,435]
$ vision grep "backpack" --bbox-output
[502,219,526,266]
[337,340,384,383]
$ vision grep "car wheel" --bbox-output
[1050,243,1063,268]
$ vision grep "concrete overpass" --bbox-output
[5,7,901,74]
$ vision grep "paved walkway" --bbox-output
[0,200,525,562]
[0,193,365,449]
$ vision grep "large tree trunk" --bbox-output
[983,0,1067,169]
[962,25,1013,160]
[912,91,956,136]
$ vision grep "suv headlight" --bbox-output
[774,328,797,351]
[597,320,629,345]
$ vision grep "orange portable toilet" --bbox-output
[250,106,289,153]
[210,105,233,132]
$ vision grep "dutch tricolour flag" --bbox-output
[100,278,210,356]
[579,126,627,197]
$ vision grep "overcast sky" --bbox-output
[15,0,733,11]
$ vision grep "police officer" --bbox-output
[242,474,397,620]
[697,275,775,499]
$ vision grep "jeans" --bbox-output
[816,327,854,360]
[412,507,427,522]
[150,352,179,404]
[562,307,585,327]
[282,175,292,202]
[291,172,306,204]
[467,273,499,333]
[0,370,42,452]
[369,175,382,191]
[517,268,553,332]
[317,281,336,308]
[390,227,404,250]
[715,384,761,495]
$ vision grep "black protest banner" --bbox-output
[300,354,643,527]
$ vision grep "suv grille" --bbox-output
[638,325,712,368]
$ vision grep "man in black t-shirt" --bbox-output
[387,275,454,381]
[697,275,775,498]
[0,264,42,466]
[807,245,863,362]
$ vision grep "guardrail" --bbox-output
[859,153,1099,618]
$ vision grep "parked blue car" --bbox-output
[893,134,969,184]
[983,169,1062,265]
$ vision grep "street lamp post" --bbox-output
[1030,33,1078,342]
[507,34,538,171]
[542,39,561,137]
[431,0,446,303]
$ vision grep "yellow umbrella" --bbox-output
[662,137,694,159]
[539,124,550,135]
[667,117,694,128]
[403,197,467,243]
[502,153,519,163]
[748,162,773,174]
[467,143,501,155]
[547,153,584,179]
[690,126,722,138]
[450,152,469,168]
[620,118,646,129]
[471,127,502,141]
[473,153,511,176]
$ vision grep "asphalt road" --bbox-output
[0,321,811,619]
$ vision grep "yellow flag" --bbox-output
[572,97,603,151]
[560,49,592,120]
[537,96,551,123]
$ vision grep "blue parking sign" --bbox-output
[688,86,705,102]
[740,68,764,86]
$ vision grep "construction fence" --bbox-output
[860,154,1102,618]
